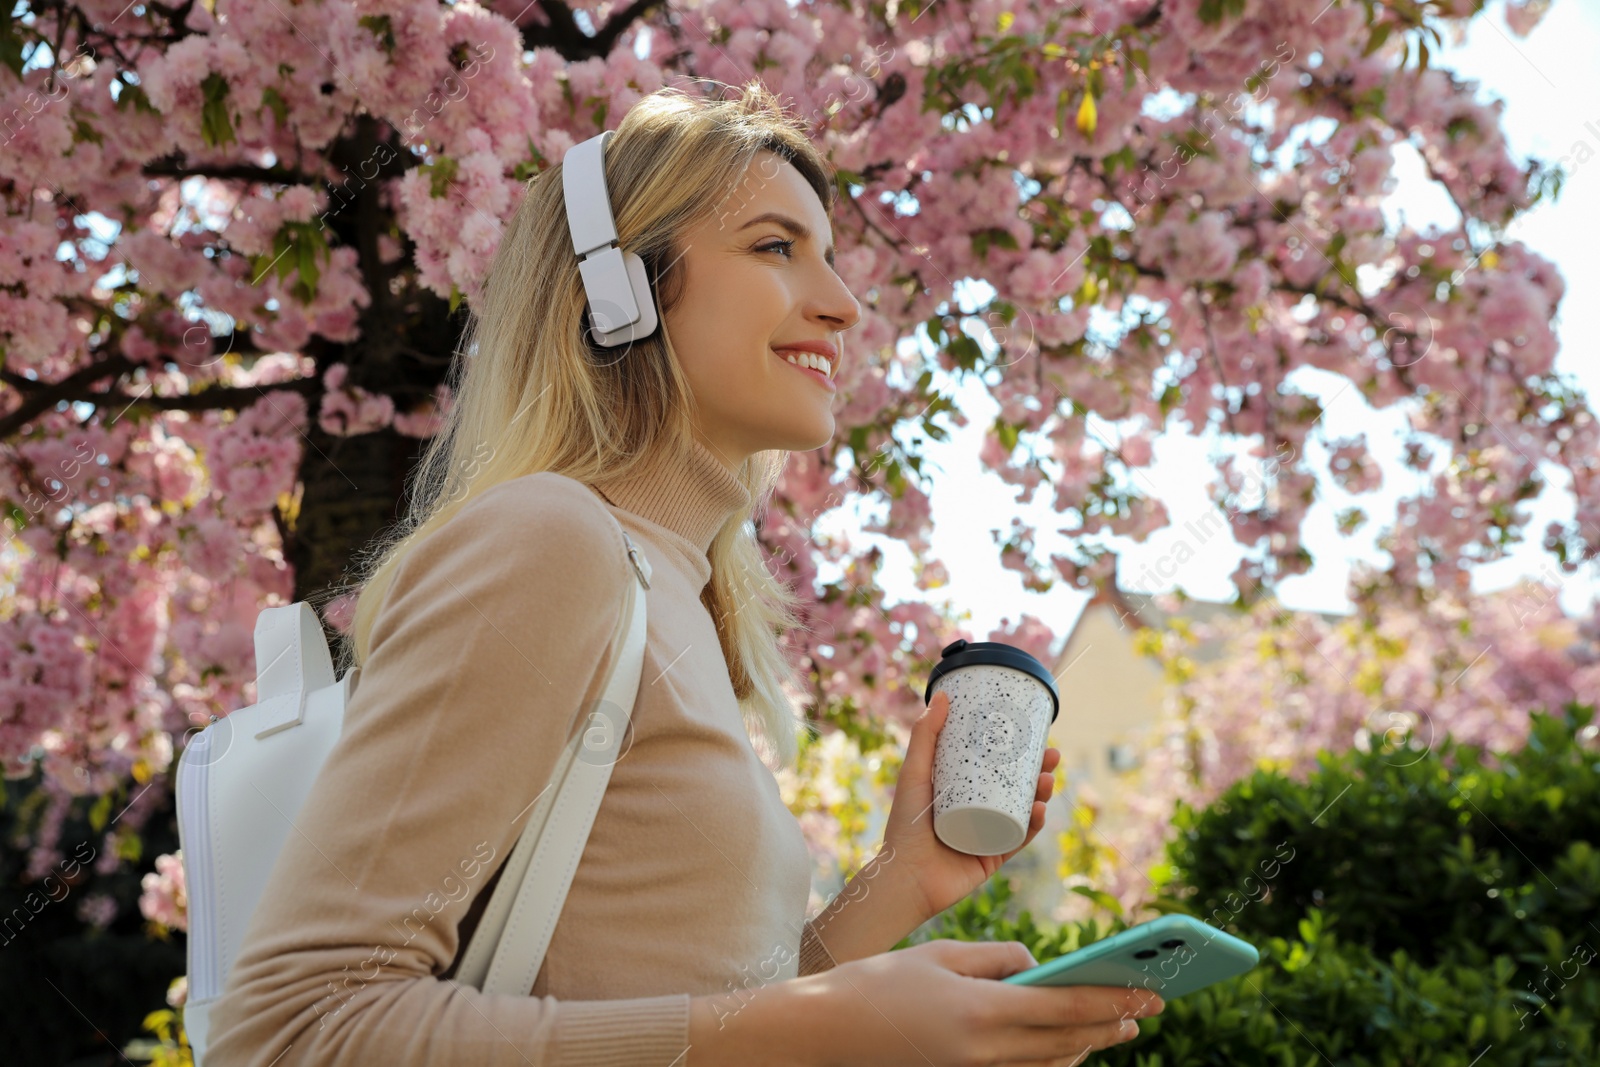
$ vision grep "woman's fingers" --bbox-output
[987,983,1163,1030]
[990,1017,1143,1065]
[933,938,1038,979]
[808,940,1162,1067]
[1034,749,1059,803]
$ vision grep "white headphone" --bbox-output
[563,130,660,348]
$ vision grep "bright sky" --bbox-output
[827,0,1600,657]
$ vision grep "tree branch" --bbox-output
[592,0,666,54]
[0,356,135,439]
[518,0,664,62]
[117,375,324,415]
[0,358,321,438]
[1195,285,1239,437]
[142,155,313,185]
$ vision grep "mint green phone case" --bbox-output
[999,914,1259,999]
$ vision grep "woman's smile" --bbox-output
[772,346,837,390]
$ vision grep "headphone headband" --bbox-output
[563,130,660,348]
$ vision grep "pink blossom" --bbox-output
[986,613,1059,669]
[1328,435,1383,494]
[77,892,118,929]
[139,850,188,932]
[1504,0,1550,37]
[318,362,397,436]
[1138,210,1241,286]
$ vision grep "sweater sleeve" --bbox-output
[797,917,839,976]
[203,474,692,1067]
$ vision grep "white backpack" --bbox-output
[175,522,654,1063]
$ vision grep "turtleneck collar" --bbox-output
[587,434,752,556]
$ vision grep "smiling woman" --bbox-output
[199,81,1153,1067]
[663,151,860,463]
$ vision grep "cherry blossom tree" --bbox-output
[2,0,1591,915]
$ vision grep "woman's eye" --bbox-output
[758,239,797,259]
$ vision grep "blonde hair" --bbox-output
[344,81,835,771]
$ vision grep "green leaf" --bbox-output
[200,72,237,148]
[424,156,460,198]
[1333,256,1359,289]
[358,13,396,53]
[995,417,1019,452]
[72,117,104,146]
[1196,0,1246,24]
[0,16,27,78]
[947,333,982,371]
[970,227,1020,260]
[260,86,289,128]
[1070,885,1126,919]
[250,220,330,304]
[1363,21,1394,57]
[296,237,319,302]
[88,791,113,832]
[115,81,158,115]
[512,136,548,182]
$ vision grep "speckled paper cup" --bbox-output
[924,639,1060,856]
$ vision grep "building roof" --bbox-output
[1056,583,1349,669]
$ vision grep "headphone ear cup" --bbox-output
[621,250,659,338]
[586,250,660,349]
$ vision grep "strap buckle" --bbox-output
[621,533,651,590]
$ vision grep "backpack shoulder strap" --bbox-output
[452,515,651,994]
[251,603,337,738]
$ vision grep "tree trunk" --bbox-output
[288,425,421,613]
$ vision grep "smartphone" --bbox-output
[1000,914,1259,1000]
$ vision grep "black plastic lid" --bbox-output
[923,639,1060,724]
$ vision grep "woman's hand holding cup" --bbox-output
[881,688,1062,925]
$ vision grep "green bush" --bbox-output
[1099,911,1596,1067]
[915,881,1596,1066]
[1162,705,1599,973]
[913,704,1600,1065]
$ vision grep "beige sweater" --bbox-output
[205,436,837,1066]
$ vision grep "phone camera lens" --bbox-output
[1159,939,1187,949]
[1133,949,1160,959]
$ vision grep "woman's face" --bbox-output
[661,150,861,474]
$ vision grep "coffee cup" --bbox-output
[923,639,1060,856]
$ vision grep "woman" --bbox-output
[205,81,1162,1066]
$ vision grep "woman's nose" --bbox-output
[811,264,861,333]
